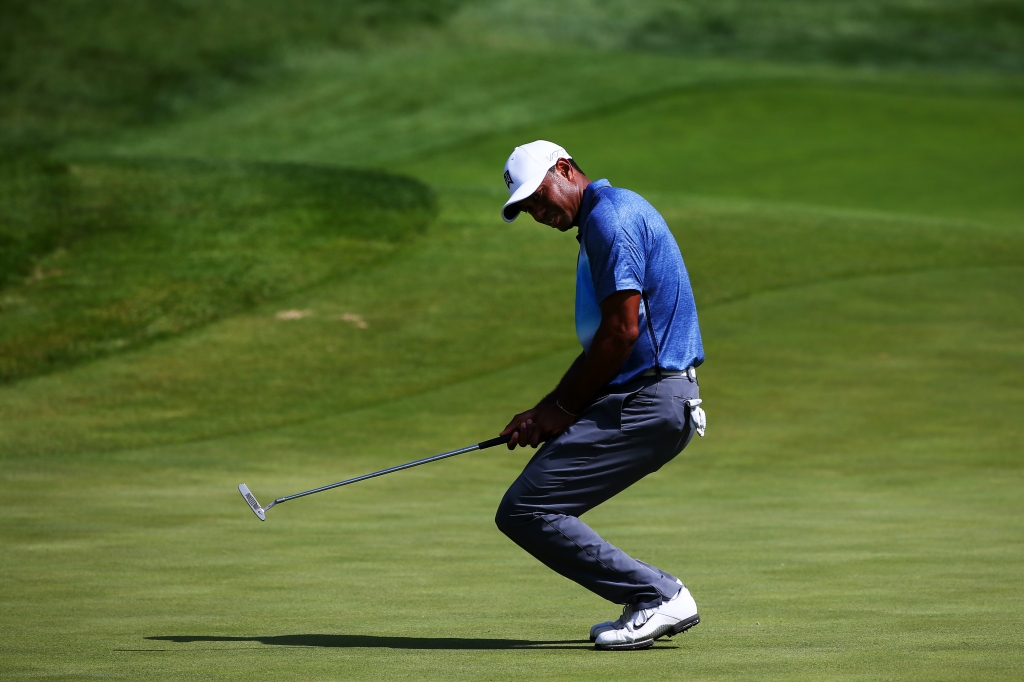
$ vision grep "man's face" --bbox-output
[514,162,579,231]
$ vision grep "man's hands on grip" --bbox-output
[500,402,577,450]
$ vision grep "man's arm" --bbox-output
[500,290,641,449]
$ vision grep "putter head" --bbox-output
[238,483,266,521]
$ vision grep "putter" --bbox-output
[238,434,512,521]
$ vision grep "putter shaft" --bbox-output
[240,434,511,519]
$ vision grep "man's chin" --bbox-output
[549,215,573,231]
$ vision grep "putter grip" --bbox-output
[478,434,513,450]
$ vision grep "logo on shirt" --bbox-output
[503,170,514,189]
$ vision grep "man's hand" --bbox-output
[500,403,576,450]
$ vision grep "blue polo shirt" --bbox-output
[575,179,704,387]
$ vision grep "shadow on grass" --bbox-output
[146,634,646,650]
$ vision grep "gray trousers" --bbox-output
[495,374,699,610]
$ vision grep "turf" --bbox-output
[2,5,1024,681]
[0,159,434,382]
[2,239,1022,678]
[404,79,1024,225]
[0,0,468,154]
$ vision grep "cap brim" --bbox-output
[501,171,547,223]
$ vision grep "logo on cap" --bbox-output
[503,170,513,189]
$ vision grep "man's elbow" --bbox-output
[612,324,640,350]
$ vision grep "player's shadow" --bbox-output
[147,634,598,650]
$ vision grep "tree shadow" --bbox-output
[146,634,673,651]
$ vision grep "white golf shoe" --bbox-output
[589,579,682,642]
[593,585,700,651]
[589,605,633,642]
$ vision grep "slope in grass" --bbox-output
[7,0,1022,161]
[92,48,765,166]
[456,0,1024,71]
[401,80,1024,226]
[0,0,471,155]
[0,159,435,384]
[3,189,1023,459]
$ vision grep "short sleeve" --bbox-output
[582,203,645,303]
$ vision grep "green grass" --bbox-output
[5,0,1023,159]
[2,3,1024,680]
[3,188,1022,457]
[2,249,1022,679]
[0,0,468,154]
[400,78,1024,226]
[0,159,434,383]
[457,0,1024,69]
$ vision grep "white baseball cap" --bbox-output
[501,140,572,222]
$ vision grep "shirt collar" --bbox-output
[576,179,611,237]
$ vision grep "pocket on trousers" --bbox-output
[622,385,682,433]
[619,387,655,432]
[671,396,706,437]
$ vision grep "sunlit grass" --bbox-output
[0,159,435,383]
[1,2,1023,680]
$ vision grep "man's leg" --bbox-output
[495,376,698,610]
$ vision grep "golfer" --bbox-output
[495,140,707,650]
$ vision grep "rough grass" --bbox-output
[0,0,468,154]
[4,0,1023,157]
[457,0,1024,70]
[0,159,435,383]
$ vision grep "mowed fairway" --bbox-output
[2,48,1023,681]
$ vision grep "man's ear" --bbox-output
[555,157,574,180]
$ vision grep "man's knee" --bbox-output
[494,487,534,538]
